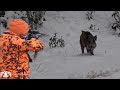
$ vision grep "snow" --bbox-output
[29,11,120,79]
[1,11,120,79]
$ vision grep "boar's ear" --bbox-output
[81,30,85,33]
[94,35,97,41]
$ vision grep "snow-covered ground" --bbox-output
[2,11,120,79]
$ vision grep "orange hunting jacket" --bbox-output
[0,31,44,79]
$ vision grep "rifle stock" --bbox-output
[26,30,40,62]
[27,52,32,62]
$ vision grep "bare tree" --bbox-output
[112,11,120,31]
[112,11,120,23]
[111,11,120,36]
[26,11,46,30]
[86,11,95,21]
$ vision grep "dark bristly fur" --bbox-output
[80,30,97,55]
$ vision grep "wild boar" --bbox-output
[80,30,97,55]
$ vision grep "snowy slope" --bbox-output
[29,11,120,79]
[1,11,120,79]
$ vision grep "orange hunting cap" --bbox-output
[8,19,29,35]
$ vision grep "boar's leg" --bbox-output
[89,50,94,55]
[80,40,84,54]
[87,49,94,55]
[81,47,85,54]
[87,49,90,53]
[90,52,94,55]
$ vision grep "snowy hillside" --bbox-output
[29,11,120,79]
[1,11,120,79]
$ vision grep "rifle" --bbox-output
[25,30,41,62]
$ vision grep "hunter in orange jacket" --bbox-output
[0,19,44,79]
